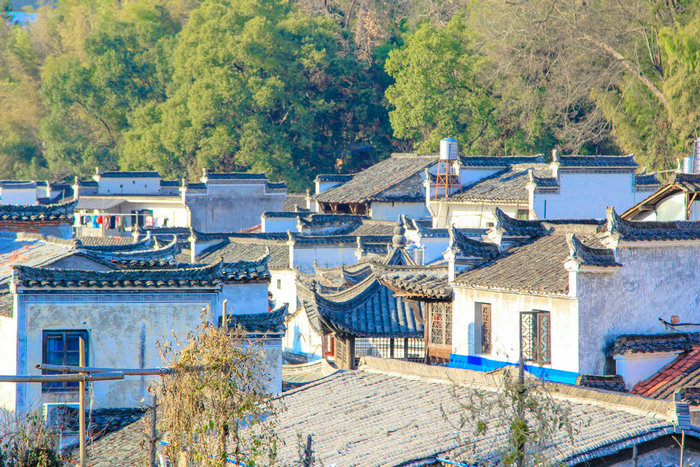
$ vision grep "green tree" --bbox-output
[39,0,183,177]
[121,0,392,189]
[384,11,552,155]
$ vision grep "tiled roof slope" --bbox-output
[76,234,151,252]
[379,267,451,300]
[576,374,626,392]
[557,155,638,168]
[459,155,544,167]
[0,200,77,221]
[0,235,76,287]
[455,223,602,295]
[81,358,685,466]
[80,237,179,262]
[226,304,287,334]
[196,239,290,270]
[632,347,700,402]
[312,277,424,337]
[447,164,551,203]
[449,225,499,259]
[220,256,270,282]
[76,236,136,247]
[270,360,675,465]
[605,207,700,241]
[12,263,223,289]
[315,154,437,203]
[282,193,308,211]
[611,333,698,356]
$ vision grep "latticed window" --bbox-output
[430,303,452,345]
[479,303,492,354]
[520,311,551,364]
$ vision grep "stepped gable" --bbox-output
[605,206,700,241]
[610,333,698,357]
[314,153,437,203]
[527,168,558,189]
[0,200,77,222]
[225,304,287,335]
[313,276,424,338]
[220,255,271,282]
[557,154,638,168]
[12,263,222,289]
[448,225,499,259]
[379,265,451,300]
[493,207,549,238]
[566,234,620,267]
[313,262,373,289]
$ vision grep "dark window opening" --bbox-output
[520,311,550,364]
[42,330,88,392]
[478,303,492,354]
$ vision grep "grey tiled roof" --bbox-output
[12,263,224,289]
[576,374,626,392]
[0,235,76,287]
[315,154,437,203]
[221,255,271,282]
[449,225,499,259]
[605,207,700,241]
[282,193,308,211]
[493,207,549,238]
[0,200,77,222]
[77,234,151,252]
[448,164,551,203]
[557,154,638,168]
[99,171,160,178]
[314,174,354,183]
[673,172,700,191]
[80,237,179,262]
[197,238,290,270]
[80,359,685,466]
[567,234,620,267]
[205,172,268,180]
[611,333,698,356]
[379,267,451,300]
[635,172,660,186]
[225,304,287,334]
[460,155,545,166]
[311,276,424,338]
[76,236,136,247]
[266,361,676,465]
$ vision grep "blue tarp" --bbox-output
[449,354,579,385]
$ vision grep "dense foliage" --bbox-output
[1,0,699,187]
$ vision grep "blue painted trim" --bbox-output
[435,456,474,466]
[448,354,579,385]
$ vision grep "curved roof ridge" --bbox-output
[449,225,499,259]
[566,234,620,267]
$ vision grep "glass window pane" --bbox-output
[66,335,81,352]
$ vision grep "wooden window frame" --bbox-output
[478,303,492,354]
[42,330,89,393]
[517,209,529,220]
[429,303,452,346]
[520,311,551,364]
[323,333,335,357]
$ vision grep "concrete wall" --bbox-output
[292,245,357,274]
[97,177,161,195]
[187,184,284,233]
[269,270,297,311]
[452,287,580,373]
[220,282,269,315]
[283,307,322,360]
[0,313,18,411]
[371,201,430,222]
[262,217,298,233]
[0,188,37,205]
[435,203,524,228]
[576,244,700,375]
[533,172,638,219]
[614,352,681,390]
[15,292,218,412]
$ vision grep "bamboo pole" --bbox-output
[36,364,175,375]
[0,373,124,383]
[79,336,86,467]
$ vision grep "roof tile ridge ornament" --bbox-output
[565,233,621,269]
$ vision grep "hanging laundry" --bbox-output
[97,215,103,224]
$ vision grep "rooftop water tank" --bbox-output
[682,136,700,174]
[440,138,458,160]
